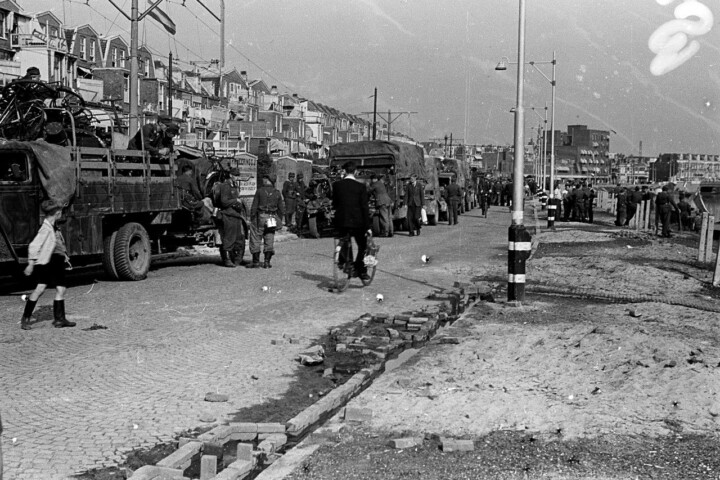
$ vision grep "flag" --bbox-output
[147,4,176,35]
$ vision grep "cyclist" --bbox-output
[331,161,371,282]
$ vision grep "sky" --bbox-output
[25,0,720,156]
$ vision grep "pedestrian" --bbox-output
[22,66,41,81]
[678,193,694,230]
[295,173,307,230]
[586,184,596,224]
[369,173,393,237]
[615,187,627,226]
[404,174,424,236]
[248,175,284,268]
[562,184,571,221]
[444,176,462,226]
[217,169,247,267]
[331,161,371,282]
[625,186,642,226]
[20,201,76,330]
[656,185,680,237]
[282,172,299,229]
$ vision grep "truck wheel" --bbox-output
[428,214,437,226]
[309,217,320,239]
[113,222,151,281]
[102,230,119,280]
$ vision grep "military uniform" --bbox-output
[218,178,246,266]
[282,174,300,227]
[656,189,679,237]
[295,174,307,229]
[444,182,462,225]
[249,180,284,268]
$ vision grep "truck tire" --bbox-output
[113,222,151,281]
[102,230,119,280]
[428,214,437,226]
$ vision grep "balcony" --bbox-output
[11,33,67,52]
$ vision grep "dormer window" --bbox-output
[89,39,96,62]
[112,47,118,67]
[80,38,87,59]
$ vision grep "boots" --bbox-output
[263,252,274,269]
[20,299,37,330]
[246,252,262,268]
[221,248,236,268]
[53,300,76,328]
[233,248,246,267]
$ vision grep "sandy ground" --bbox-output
[346,223,720,443]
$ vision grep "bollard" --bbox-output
[546,198,557,228]
[508,225,532,302]
[699,213,710,261]
[705,215,715,263]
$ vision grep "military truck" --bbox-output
[0,139,257,281]
[327,140,429,232]
[436,157,475,213]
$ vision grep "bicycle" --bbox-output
[331,231,380,292]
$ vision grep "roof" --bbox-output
[328,140,426,178]
[0,0,22,13]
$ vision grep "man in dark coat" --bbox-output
[332,161,371,281]
[218,169,247,267]
[369,174,393,237]
[444,177,462,225]
[127,116,178,157]
[656,186,680,237]
[625,186,643,226]
[295,173,307,229]
[404,174,424,236]
[249,175,284,268]
[282,172,300,229]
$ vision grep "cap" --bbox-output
[26,66,40,76]
[288,172,295,178]
[297,173,304,179]
[41,199,61,214]
[158,114,173,124]
[165,122,180,134]
[229,168,241,176]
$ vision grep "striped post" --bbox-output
[699,213,709,262]
[547,198,557,229]
[705,215,715,262]
[508,225,532,301]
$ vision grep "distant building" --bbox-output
[547,124,611,183]
[653,153,720,182]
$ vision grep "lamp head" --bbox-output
[495,58,508,71]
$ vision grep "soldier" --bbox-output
[282,172,299,229]
[444,177,462,225]
[127,116,178,158]
[369,174,393,236]
[404,174,425,236]
[295,173,307,230]
[218,169,247,267]
[678,193,694,230]
[656,186,680,237]
[615,187,628,226]
[585,184,597,224]
[248,175,284,268]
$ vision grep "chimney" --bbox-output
[292,93,298,98]
[270,85,278,95]
[240,70,247,82]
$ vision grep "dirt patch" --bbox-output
[285,426,720,480]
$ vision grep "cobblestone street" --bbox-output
[0,208,507,479]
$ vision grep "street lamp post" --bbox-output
[499,0,531,303]
[496,50,557,228]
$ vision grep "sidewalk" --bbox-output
[281,211,720,480]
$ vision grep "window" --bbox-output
[0,12,7,39]
[112,48,118,67]
[0,152,30,183]
[144,59,150,77]
[121,50,126,68]
[80,37,87,59]
[89,39,96,62]
[124,74,129,92]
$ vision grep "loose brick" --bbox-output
[408,317,428,324]
[388,437,423,449]
[215,459,254,480]
[129,466,186,480]
[200,455,217,480]
[270,339,286,345]
[439,336,461,344]
[441,438,475,452]
[229,423,258,434]
[347,343,368,350]
[335,343,347,352]
[157,441,202,470]
[406,324,422,331]
[386,328,399,339]
[344,407,373,422]
[372,313,389,322]
[394,314,411,322]
[256,423,285,433]
[236,443,253,462]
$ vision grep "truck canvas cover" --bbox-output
[329,141,426,179]
[0,139,76,206]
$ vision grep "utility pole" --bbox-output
[359,109,417,141]
[168,51,173,117]
[373,87,377,140]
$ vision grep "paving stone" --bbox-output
[388,437,423,449]
[256,423,286,433]
[343,407,373,422]
[205,392,230,402]
[441,437,475,452]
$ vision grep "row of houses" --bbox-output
[0,0,414,157]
